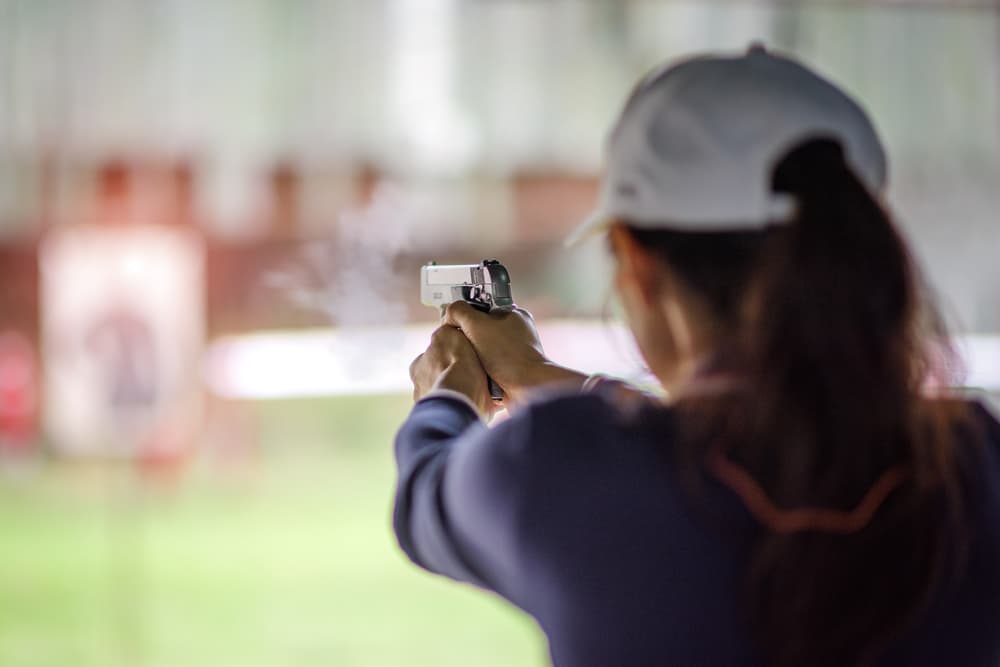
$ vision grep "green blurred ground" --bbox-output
[0,395,546,667]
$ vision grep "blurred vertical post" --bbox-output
[38,156,207,665]
[388,0,477,174]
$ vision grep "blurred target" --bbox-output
[40,224,204,458]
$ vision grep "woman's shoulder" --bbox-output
[968,398,1000,441]
[485,379,679,475]
[933,396,1000,465]
[955,398,1000,484]
[514,377,674,434]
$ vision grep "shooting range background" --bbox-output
[0,2,998,666]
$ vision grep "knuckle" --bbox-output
[445,301,467,319]
[431,325,461,347]
[408,353,423,379]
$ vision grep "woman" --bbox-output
[393,45,1000,667]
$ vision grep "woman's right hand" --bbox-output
[443,301,586,406]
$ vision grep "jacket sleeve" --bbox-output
[392,395,535,602]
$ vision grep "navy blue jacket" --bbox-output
[392,390,1000,666]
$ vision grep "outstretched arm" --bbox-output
[394,323,529,597]
[393,391,536,606]
[392,394,489,586]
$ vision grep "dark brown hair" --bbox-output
[627,137,970,666]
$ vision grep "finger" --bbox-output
[511,305,534,320]
[429,325,474,360]
[443,300,488,330]
[430,323,462,344]
[408,353,424,382]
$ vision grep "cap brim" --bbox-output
[564,209,614,247]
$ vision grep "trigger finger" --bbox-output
[443,300,479,329]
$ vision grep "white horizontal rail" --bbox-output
[204,322,1000,399]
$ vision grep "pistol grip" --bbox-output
[462,300,503,402]
[488,376,504,402]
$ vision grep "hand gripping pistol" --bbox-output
[420,259,513,402]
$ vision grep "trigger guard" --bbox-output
[466,299,491,314]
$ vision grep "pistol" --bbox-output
[420,259,514,401]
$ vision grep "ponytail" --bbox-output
[752,138,914,443]
[735,137,967,666]
[627,137,968,667]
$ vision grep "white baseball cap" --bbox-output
[567,44,888,245]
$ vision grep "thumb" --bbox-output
[443,300,488,332]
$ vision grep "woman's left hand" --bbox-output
[409,324,493,418]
